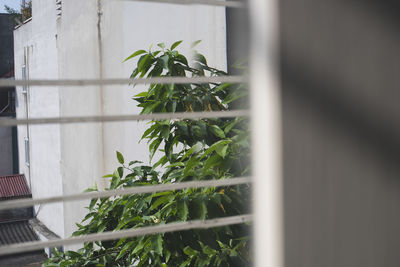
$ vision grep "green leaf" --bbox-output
[116,151,124,164]
[184,156,199,176]
[215,144,229,158]
[134,91,148,98]
[183,246,198,256]
[129,160,143,166]
[138,54,154,76]
[158,119,171,126]
[171,100,177,112]
[198,200,207,219]
[84,184,98,192]
[161,125,170,140]
[82,212,96,222]
[89,198,97,210]
[149,138,162,160]
[117,166,124,178]
[116,241,134,260]
[141,123,159,140]
[176,54,188,66]
[60,261,73,267]
[165,250,171,263]
[152,50,161,57]
[116,216,141,231]
[137,55,147,72]
[217,240,226,249]
[204,154,222,171]
[132,237,147,254]
[170,40,183,50]
[160,55,169,68]
[152,155,168,171]
[193,53,207,65]
[65,251,82,258]
[157,43,166,49]
[181,142,202,161]
[202,245,217,255]
[222,90,247,104]
[178,200,189,221]
[191,125,204,140]
[175,121,189,137]
[151,234,163,255]
[141,102,160,114]
[166,162,185,168]
[150,194,174,210]
[152,191,174,198]
[179,260,192,267]
[191,40,202,48]
[209,125,225,138]
[110,170,121,189]
[201,140,232,159]
[213,83,231,93]
[223,118,241,134]
[124,49,147,62]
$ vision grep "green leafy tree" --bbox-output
[43,41,250,267]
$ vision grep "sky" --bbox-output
[0,0,20,13]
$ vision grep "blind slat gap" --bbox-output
[0,177,251,210]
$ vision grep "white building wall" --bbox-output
[14,0,64,238]
[100,1,227,174]
[56,0,105,243]
[14,0,227,244]
[57,0,227,240]
[14,20,32,191]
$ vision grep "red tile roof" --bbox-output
[0,174,31,199]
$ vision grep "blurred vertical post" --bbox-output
[249,0,283,266]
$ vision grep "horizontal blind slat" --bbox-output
[0,76,247,88]
[0,110,249,126]
[118,0,246,8]
[0,214,252,256]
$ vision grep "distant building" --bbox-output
[0,174,47,266]
[0,174,32,221]
[0,14,19,176]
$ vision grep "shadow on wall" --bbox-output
[281,1,400,267]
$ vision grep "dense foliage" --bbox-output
[43,41,250,267]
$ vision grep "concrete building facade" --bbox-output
[14,0,227,244]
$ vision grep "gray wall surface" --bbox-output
[0,126,13,176]
[281,1,400,266]
[0,14,14,77]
